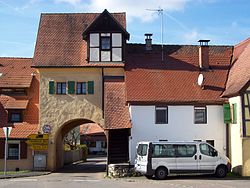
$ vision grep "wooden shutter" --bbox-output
[68,81,75,94]
[49,81,55,94]
[88,81,94,94]
[0,140,5,159]
[20,141,27,159]
[223,104,231,123]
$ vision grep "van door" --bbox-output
[198,143,219,173]
[175,144,198,174]
[136,143,149,173]
[151,144,176,172]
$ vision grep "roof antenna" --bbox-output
[146,7,164,61]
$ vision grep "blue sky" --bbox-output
[0,0,249,57]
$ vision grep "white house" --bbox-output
[222,38,250,176]
[125,39,233,164]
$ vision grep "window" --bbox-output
[155,106,168,124]
[8,143,19,160]
[57,82,66,94]
[101,36,111,50]
[194,106,207,124]
[206,140,214,147]
[152,144,175,158]
[137,144,148,156]
[8,110,22,123]
[176,145,196,157]
[76,82,87,94]
[88,141,96,147]
[1,88,27,96]
[199,143,217,157]
[101,141,107,148]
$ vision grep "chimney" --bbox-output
[145,33,153,51]
[198,40,210,69]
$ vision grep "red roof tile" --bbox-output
[104,81,131,129]
[33,12,126,67]
[0,123,38,139]
[80,123,104,135]
[125,44,233,104]
[5,100,29,110]
[0,58,39,139]
[0,58,34,88]
[223,38,250,97]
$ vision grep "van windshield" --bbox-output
[137,144,148,156]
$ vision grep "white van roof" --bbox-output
[138,141,207,145]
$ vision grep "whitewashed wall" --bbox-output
[229,96,243,174]
[129,105,226,164]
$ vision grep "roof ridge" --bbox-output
[41,12,125,15]
[235,37,250,48]
[127,43,233,47]
[0,57,32,59]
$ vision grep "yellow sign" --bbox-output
[31,145,48,151]
[28,134,49,140]
[26,139,48,145]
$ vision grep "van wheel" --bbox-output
[216,165,227,178]
[155,167,167,180]
[144,175,153,179]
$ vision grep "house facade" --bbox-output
[33,10,131,170]
[125,42,233,164]
[223,38,250,176]
[0,58,39,171]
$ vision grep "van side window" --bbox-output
[137,144,148,156]
[152,144,175,158]
[199,143,216,157]
[176,145,196,157]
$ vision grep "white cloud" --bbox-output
[183,29,199,43]
[54,0,81,5]
[54,0,191,22]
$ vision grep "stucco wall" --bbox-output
[242,138,250,176]
[229,96,243,174]
[129,105,226,164]
[0,147,33,171]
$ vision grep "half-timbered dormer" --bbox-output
[83,9,130,63]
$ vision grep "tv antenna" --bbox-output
[146,7,164,61]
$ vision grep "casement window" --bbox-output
[194,106,207,124]
[76,82,87,94]
[56,82,66,94]
[155,106,168,124]
[8,143,19,160]
[231,103,237,124]
[89,33,122,62]
[206,140,215,147]
[8,110,22,123]
[101,36,111,50]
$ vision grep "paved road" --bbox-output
[1,157,250,188]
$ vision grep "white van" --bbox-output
[135,141,231,179]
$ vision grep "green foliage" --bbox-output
[77,144,88,162]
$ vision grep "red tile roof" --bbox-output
[104,81,131,129]
[125,44,233,104]
[80,123,104,136]
[0,58,39,139]
[0,58,34,88]
[33,12,126,67]
[5,100,29,110]
[223,38,250,97]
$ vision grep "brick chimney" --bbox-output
[198,40,210,69]
[145,33,153,51]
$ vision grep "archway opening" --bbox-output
[55,118,107,172]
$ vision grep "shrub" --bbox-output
[77,144,88,162]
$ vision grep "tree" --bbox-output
[64,127,80,150]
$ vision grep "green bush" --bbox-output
[77,144,88,162]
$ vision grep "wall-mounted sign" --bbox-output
[42,124,52,134]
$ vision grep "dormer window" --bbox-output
[101,35,111,50]
[89,33,122,62]
[83,9,130,63]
